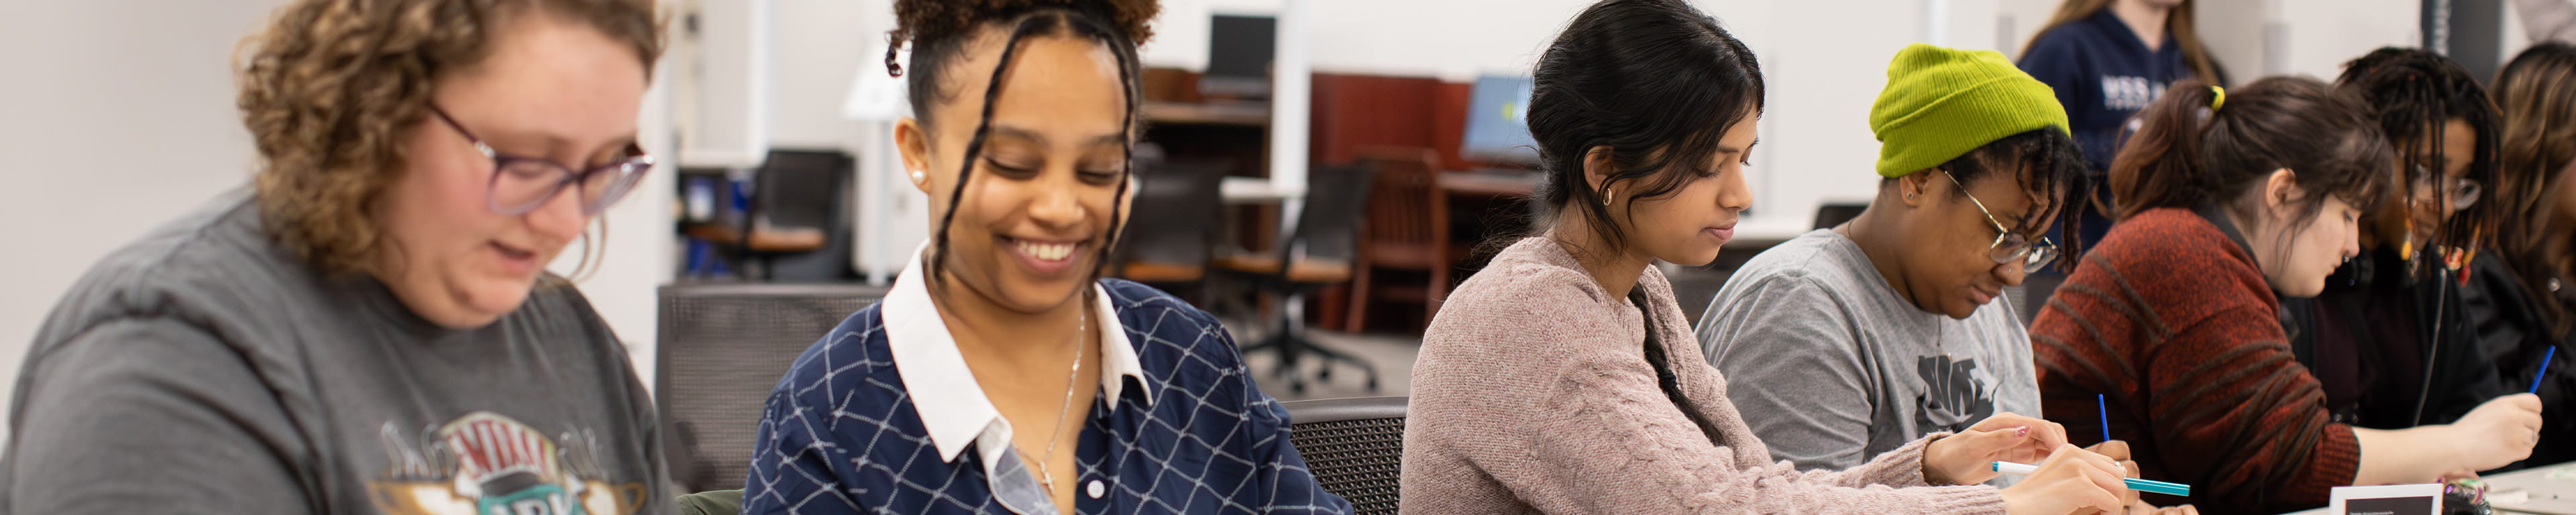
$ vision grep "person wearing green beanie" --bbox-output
[1696,42,2188,511]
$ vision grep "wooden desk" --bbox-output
[1143,101,1270,127]
[1440,170,1540,197]
[682,221,826,252]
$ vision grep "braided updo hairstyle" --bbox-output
[885,0,1157,289]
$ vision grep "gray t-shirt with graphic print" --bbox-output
[1694,229,2041,472]
[1,190,671,514]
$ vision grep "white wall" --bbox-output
[2273,0,2424,78]
[0,0,682,408]
[0,0,290,416]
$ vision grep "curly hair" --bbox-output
[882,0,1155,286]
[885,0,1155,84]
[237,0,662,278]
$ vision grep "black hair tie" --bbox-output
[885,38,906,77]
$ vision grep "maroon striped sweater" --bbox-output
[2031,207,2362,515]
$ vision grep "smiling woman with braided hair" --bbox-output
[737,1,1351,514]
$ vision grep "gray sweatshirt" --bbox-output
[1695,229,2041,473]
[1,190,671,514]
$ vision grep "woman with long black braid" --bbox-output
[738,1,1350,514]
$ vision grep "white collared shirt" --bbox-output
[879,244,1156,482]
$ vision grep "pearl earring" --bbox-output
[909,169,925,182]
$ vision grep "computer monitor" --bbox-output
[1200,14,1275,99]
[1460,74,1540,166]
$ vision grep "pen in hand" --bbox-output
[1993,461,2192,497]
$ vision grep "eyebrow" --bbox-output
[490,131,639,168]
[989,125,1124,148]
[1718,138,1760,155]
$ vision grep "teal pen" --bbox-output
[1992,461,2192,497]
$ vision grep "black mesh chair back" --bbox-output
[1118,158,1230,268]
[1282,396,1408,515]
[1273,164,1377,276]
[657,284,887,492]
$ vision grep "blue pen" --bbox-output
[2534,346,2558,394]
[2097,394,2111,443]
[1994,461,2193,497]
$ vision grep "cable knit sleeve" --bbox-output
[1499,353,2006,515]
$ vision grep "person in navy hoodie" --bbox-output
[737,1,1352,514]
[2013,0,2228,320]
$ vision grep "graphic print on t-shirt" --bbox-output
[1917,355,1998,431]
[368,412,648,515]
[2100,74,2170,112]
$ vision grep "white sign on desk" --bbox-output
[2327,483,2443,515]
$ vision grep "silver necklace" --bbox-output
[1023,310,1087,494]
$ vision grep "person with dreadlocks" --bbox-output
[2277,48,2526,438]
[737,1,1351,514]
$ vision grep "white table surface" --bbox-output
[2275,463,2576,515]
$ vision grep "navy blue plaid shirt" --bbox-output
[741,258,1350,515]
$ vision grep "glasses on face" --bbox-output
[427,105,655,216]
[1941,170,2059,274]
[2410,164,2483,211]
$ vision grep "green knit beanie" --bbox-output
[1870,43,2070,178]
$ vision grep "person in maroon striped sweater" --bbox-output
[2030,75,2546,515]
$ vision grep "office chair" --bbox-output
[1217,164,1380,393]
[655,283,886,493]
[1283,396,1409,515]
[1112,158,1230,305]
[1345,147,1450,334]
[684,149,854,282]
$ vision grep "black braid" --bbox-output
[1083,12,1141,296]
[885,34,906,77]
[927,16,1043,287]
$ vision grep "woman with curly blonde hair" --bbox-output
[2,1,673,513]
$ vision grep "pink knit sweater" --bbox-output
[1399,237,2010,514]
